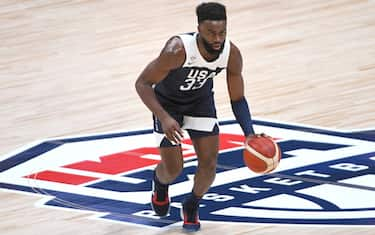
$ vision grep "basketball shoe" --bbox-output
[151,172,170,216]
[181,192,201,231]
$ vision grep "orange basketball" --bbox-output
[243,135,281,174]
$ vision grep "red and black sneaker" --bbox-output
[151,175,170,216]
[181,199,201,231]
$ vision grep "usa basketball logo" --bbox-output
[1,119,375,228]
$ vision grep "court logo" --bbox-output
[1,119,375,228]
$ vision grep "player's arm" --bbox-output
[226,42,256,138]
[135,37,185,143]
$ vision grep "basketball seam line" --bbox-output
[245,142,279,172]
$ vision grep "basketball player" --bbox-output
[135,2,257,231]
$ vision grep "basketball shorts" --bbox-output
[153,95,219,147]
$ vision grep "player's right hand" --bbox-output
[160,116,184,145]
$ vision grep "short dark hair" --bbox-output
[196,2,226,23]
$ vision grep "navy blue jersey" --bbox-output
[154,32,231,112]
[153,33,230,146]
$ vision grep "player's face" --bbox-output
[198,20,227,55]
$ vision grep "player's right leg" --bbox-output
[151,146,183,216]
[151,115,184,216]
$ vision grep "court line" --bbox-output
[272,173,375,192]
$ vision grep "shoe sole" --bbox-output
[151,199,170,217]
[151,180,170,217]
[180,205,200,231]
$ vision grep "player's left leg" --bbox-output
[181,95,219,230]
[191,134,219,196]
[181,133,219,231]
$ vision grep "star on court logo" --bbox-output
[1,119,375,228]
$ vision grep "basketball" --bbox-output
[243,135,281,174]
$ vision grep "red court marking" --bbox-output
[64,147,161,174]
[25,170,98,185]
[181,133,245,150]
[219,133,245,150]
[64,134,246,174]
[24,133,250,184]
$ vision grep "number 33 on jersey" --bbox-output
[180,69,217,91]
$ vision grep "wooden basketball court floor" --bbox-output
[1,0,375,234]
